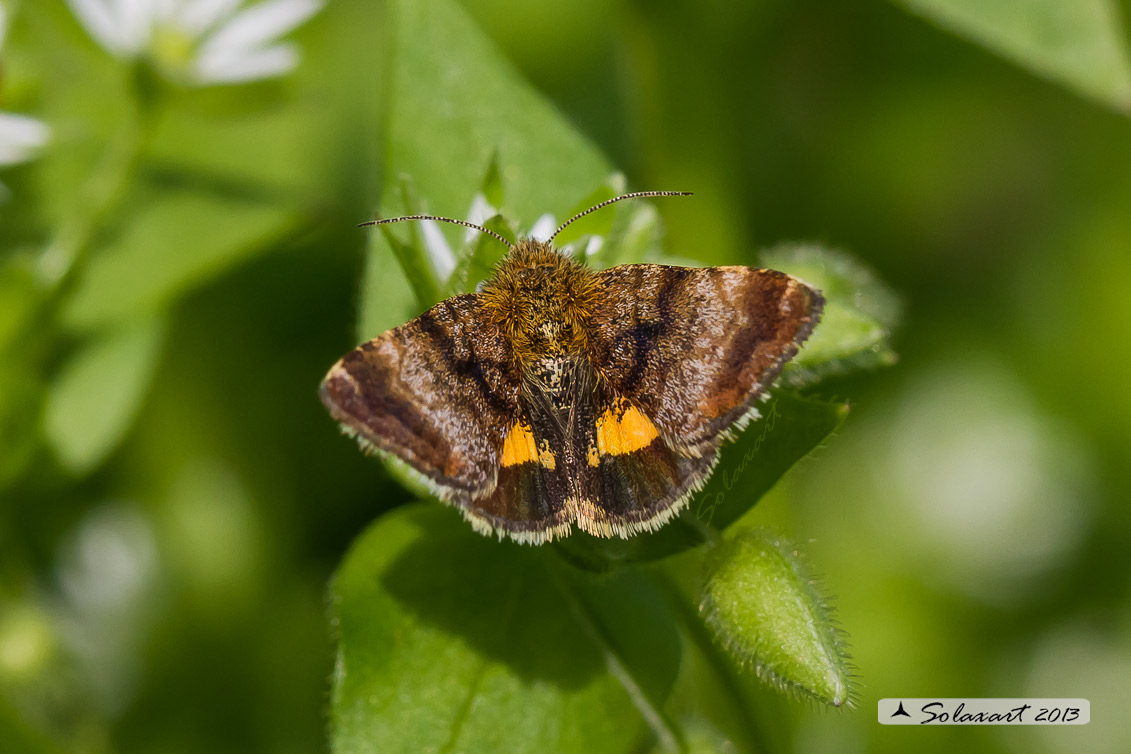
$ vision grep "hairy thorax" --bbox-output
[479,240,601,368]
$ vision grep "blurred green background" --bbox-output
[2,0,1130,753]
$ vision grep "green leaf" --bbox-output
[552,182,621,248]
[762,244,900,387]
[694,392,850,530]
[357,178,431,341]
[44,317,165,474]
[146,89,323,197]
[555,392,849,570]
[60,188,296,331]
[384,0,611,226]
[894,0,1131,114]
[700,528,854,708]
[480,151,505,210]
[356,226,420,342]
[330,504,682,754]
[597,199,662,268]
[359,0,616,332]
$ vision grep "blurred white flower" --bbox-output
[881,358,1096,602]
[65,0,324,85]
[0,112,50,167]
[56,502,160,714]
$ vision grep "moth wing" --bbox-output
[588,264,823,456]
[466,395,575,544]
[320,294,520,499]
[574,375,716,538]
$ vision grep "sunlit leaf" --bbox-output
[701,528,853,707]
[384,0,610,226]
[355,229,420,343]
[330,504,682,754]
[895,0,1131,113]
[44,317,165,474]
[480,151,505,210]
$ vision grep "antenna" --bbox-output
[360,190,693,250]
[547,190,692,243]
[359,214,513,250]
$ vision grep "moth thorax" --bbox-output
[481,240,600,363]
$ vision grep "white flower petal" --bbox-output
[528,213,556,242]
[0,112,51,166]
[465,193,497,226]
[420,220,457,284]
[584,236,604,257]
[150,0,180,24]
[463,193,498,248]
[67,0,132,55]
[201,0,321,59]
[193,41,296,82]
[114,0,159,53]
[175,0,241,35]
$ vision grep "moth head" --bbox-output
[357,191,693,361]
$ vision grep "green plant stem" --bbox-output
[654,569,771,754]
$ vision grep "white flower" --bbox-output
[65,0,323,85]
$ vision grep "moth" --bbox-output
[320,192,823,544]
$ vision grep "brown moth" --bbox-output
[320,192,823,544]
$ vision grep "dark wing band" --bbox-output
[320,294,521,498]
[588,264,823,456]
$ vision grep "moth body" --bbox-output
[321,197,824,544]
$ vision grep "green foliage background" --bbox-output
[3,0,1131,753]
